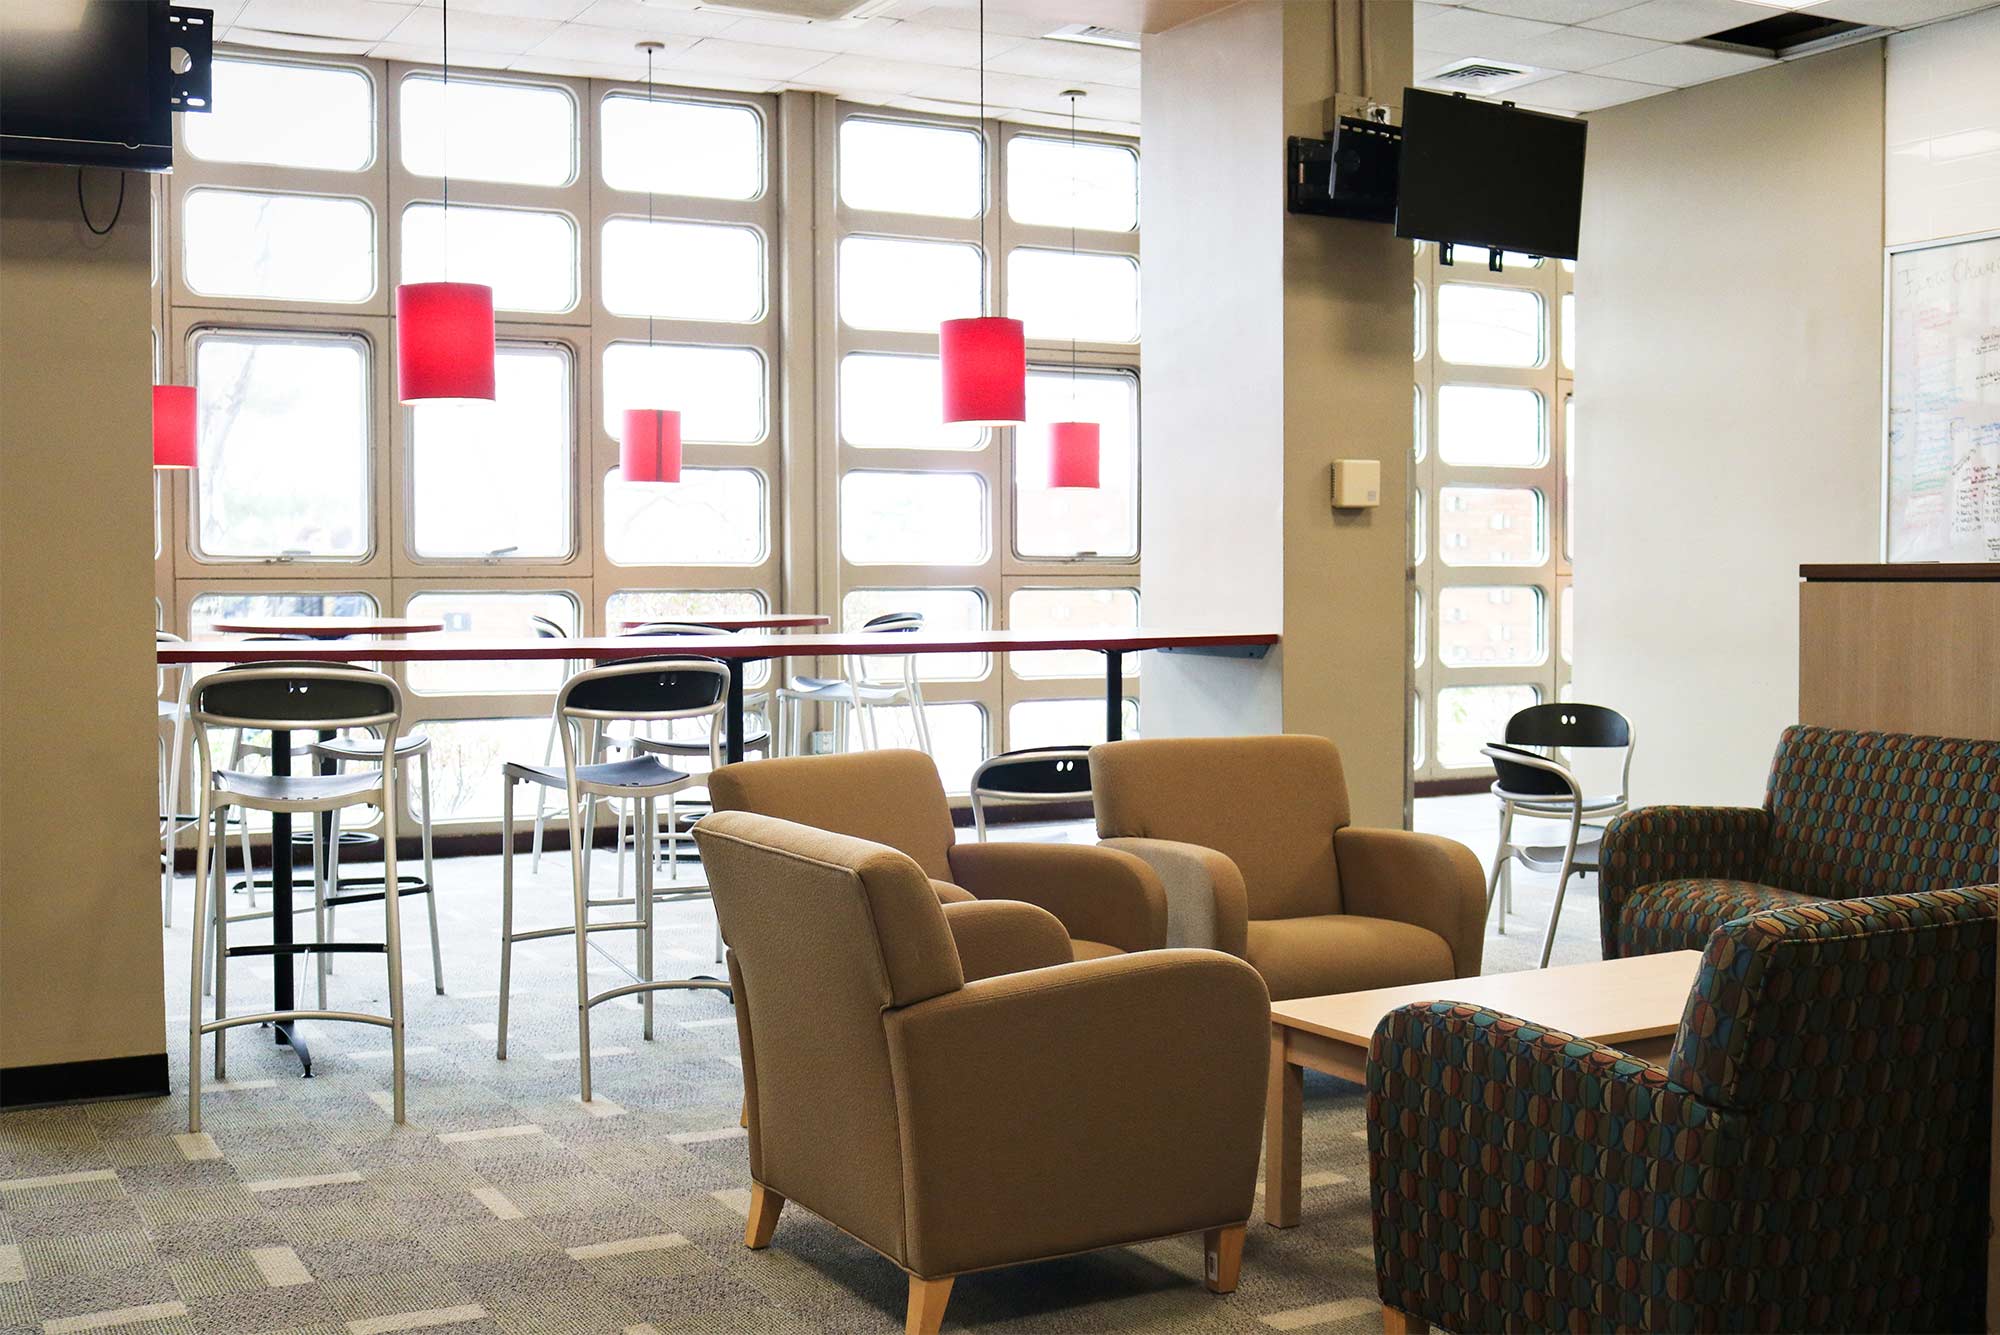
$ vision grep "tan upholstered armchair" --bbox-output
[1091,735,1486,1001]
[707,749,1168,969]
[693,811,1270,1335]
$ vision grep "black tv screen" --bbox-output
[0,0,173,171]
[1395,88,1586,261]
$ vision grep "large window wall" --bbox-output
[155,51,1139,823]
[1411,246,1574,785]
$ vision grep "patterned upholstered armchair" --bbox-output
[1598,726,2000,959]
[1369,885,1996,1334]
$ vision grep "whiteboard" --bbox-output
[1886,231,2000,562]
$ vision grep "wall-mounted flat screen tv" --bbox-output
[1395,88,1586,261]
[1,0,174,172]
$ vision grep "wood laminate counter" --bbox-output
[1798,564,1999,741]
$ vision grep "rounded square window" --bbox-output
[399,74,576,187]
[1437,284,1544,368]
[409,717,556,822]
[842,588,987,681]
[601,218,765,323]
[1437,585,1546,668]
[838,236,980,333]
[1006,248,1139,343]
[1436,684,1540,769]
[840,118,982,218]
[607,588,773,686]
[602,343,766,445]
[189,590,377,640]
[410,344,574,561]
[1560,291,1575,373]
[604,466,766,566]
[839,471,987,566]
[1006,135,1137,232]
[601,94,762,200]
[1413,587,1425,668]
[1437,385,1545,468]
[845,702,987,795]
[1438,486,1546,567]
[182,58,373,170]
[404,591,579,695]
[1559,584,1574,667]
[1016,369,1139,560]
[182,189,375,303]
[401,204,578,314]
[1009,587,1139,678]
[840,354,984,451]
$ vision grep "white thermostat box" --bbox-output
[1330,458,1381,509]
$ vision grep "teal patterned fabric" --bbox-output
[1600,727,2000,959]
[1370,885,1996,1334]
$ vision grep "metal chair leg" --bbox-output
[313,809,329,1011]
[188,792,215,1134]
[381,776,406,1125]
[639,795,655,1043]
[420,749,442,995]
[497,777,515,1062]
[530,714,557,872]
[212,805,229,1082]
[1484,803,1514,934]
[1537,806,1584,970]
[325,806,341,975]
[567,783,595,1104]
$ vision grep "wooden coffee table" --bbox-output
[1262,951,1701,1226]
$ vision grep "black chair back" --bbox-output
[975,747,1093,799]
[1503,703,1630,749]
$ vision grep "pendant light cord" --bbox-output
[979,0,988,319]
[1068,92,1078,411]
[645,45,656,355]
[441,0,451,267]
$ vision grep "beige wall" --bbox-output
[1,164,168,1077]
[1570,42,1885,807]
[1142,1,1413,827]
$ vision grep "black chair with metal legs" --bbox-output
[1481,702,1634,969]
[496,657,734,1103]
[186,663,409,1132]
[968,746,1093,841]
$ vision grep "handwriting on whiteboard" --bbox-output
[1888,234,2000,563]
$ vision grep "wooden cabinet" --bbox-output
[1798,564,2000,742]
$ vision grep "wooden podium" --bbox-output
[1798,564,2000,742]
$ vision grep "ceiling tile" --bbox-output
[567,0,744,37]
[985,36,1140,86]
[1516,25,1664,68]
[1506,68,1673,108]
[895,2,1068,39]
[517,22,698,65]
[1466,0,1650,19]
[1413,7,1564,60]
[664,36,839,79]
[794,50,939,94]
[1581,0,1788,40]
[382,8,561,53]
[1797,0,1995,21]
[1589,41,1773,84]
[236,0,417,42]
[220,26,384,54]
[830,18,1030,65]
[370,40,522,68]
[435,0,597,18]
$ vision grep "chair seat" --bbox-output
[780,676,848,699]
[158,699,184,720]
[1515,837,1602,874]
[631,720,772,755]
[503,754,691,795]
[1070,938,1123,962]
[1245,913,1456,1003]
[1616,877,1824,957]
[212,768,383,811]
[311,734,431,762]
[1492,784,1625,814]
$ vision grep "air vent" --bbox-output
[677,0,896,23]
[1696,12,1876,56]
[1045,23,1140,50]
[1419,57,1547,96]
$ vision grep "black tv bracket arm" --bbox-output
[167,8,215,113]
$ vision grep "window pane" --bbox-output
[840,471,986,565]
[1009,587,1138,678]
[411,345,573,559]
[1016,370,1138,559]
[1413,282,1425,361]
[1007,249,1139,343]
[1439,486,1546,567]
[1008,698,1139,751]
[1564,394,1576,562]
[1412,691,1425,769]
[844,703,986,794]
[1560,291,1575,372]
[840,354,983,451]
[1436,284,1543,368]
[1413,486,1426,567]
[840,118,981,218]
[603,343,765,445]
[401,204,577,314]
[1007,135,1138,232]
[1437,585,1545,668]
[602,219,764,323]
[838,236,980,333]
[1437,385,1544,467]
[604,466,765,565]
[608,589,772,686]
[189,591,376,639]
[1559,584,1574,667]
[601,94,761,200]
[400,74,575,187]
[195,332,370,559]
[182,190,374,302]
[1448,246,1543,270]
[842,588,986,681]
[404,592,577,695]
[1436,684,1539,769]
[1414,588,1425,668]
[182,58,372,170]
[1413,385,1425,463]
[410,718,553,821]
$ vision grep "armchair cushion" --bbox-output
[1599,805,1769,958]
[1613,877,1819,958]
[1333,827,1486,977]
[945,840,1167,957]
[1097,836,1249,955]
[709,750,956,881]
[1246,915,1454,1003]
[938,899,1073,982]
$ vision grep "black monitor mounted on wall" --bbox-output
[0,2,213,173]
[1394,88,1586,263]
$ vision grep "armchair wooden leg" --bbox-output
[1382,1305,1428,1333]
[743,1182,784,1249]
[1203,1224,1244,1294]
[905,1276,953,1335]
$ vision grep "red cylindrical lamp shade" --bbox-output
[621,409,682,484]
[396,281,496,402]
[1048,420,1100,489]
[939,316,1025,425]
[153,385,197,469]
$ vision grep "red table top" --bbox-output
[158,628,1279,664]
[210,616,447,637]
[616,614,829,631]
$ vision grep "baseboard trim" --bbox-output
[1,1052,169,1110]
[1414,777,1492,799]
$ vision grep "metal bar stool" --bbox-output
[527,614,584,874]
[969,746,1094,841]
[308,730,443,1000]
[186,663,409,1131]
[775,612,927,756]
[497,657,734,1103]
[157,632,200,929]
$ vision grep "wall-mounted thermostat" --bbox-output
[1330,459,1381,509]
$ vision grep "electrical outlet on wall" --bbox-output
[809,729,835,755]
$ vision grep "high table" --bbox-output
[211,615,447,637]
[615,614,830,632]
[160,627,1278,1074]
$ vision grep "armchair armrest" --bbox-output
[1333,827,1486,976]
[884,949,1268,1279]
[945,841,1167,954]
[1598,805,1769,958]
[1368,1000,1723,1333]
[938,899,1072,982]
[1095,837,1249,956]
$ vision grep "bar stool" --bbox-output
[157,632,200,929]
[496,657,734,1102]
[187,663,409,1131]
[308,730,443,1000]
[968,746,1094,840]
[527,614,585,873]
[775,612,928,756]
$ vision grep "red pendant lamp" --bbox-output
[1046,90,1101,489]
[395,0,495,404]
[153,385,197,469]
[618,41,682,486]
[939,0,1026,427]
